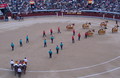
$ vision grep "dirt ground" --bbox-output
[0,16,120,78]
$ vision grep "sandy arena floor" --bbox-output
[0,16,120,78]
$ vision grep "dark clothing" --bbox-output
[49,53,52,58]
[44,42,47,47]
[72,36,75,43]
[48,50,52,58]
[85,33,88,38]
[11,43,14,51]
[26,36,29,43]
[11,46,14,51]
[43,31,46,37]
[78,33,81,41]
[60,43,63,50]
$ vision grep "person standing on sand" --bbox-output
[72,36,75,43]
[24,57,28,65]
[44,39,47,47]
[26,35,29,43]
[17,67,22,78]
[50,29,53,35]
[73,29,75,36]
[58,27,61,33]
[48,49,53,58]
[10,60,14,70]
[19,39,23,47]
[50,35,54,43]
[60,42,63,50]
[11,42,14,51]
[78,33,81,41]
[56,45,60,54]
[43,30,46,37]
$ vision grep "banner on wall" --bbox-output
[67,12,82,15]
[0,4,8,9]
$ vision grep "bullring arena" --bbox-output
[0,15,120,78]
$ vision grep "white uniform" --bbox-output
[18,68,22,72]
[24,58,28,63]
[23,63,26,66]
[14,63,18,66]
[10,61,14,65]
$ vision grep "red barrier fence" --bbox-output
[0,11,120,20]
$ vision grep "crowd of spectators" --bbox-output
[0,0,120,14]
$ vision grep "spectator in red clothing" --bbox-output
[72,36,75,43]
[78,33,81,41]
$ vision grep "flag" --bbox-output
[30,0,35,5]
[88,0,94,4]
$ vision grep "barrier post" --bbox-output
[103,14,105,19]
[56,12,58,17]
[62,12,64,17]
[113,15,115,19]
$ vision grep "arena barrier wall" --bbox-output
[0,10,120,20]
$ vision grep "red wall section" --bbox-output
[0,11,120,20]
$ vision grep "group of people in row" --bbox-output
[10,35,29,51]
[10,57,28,78]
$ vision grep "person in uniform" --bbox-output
[43,30,46,37]
[48,49,53,58]
[60,42,63,50]
[11,42,14,51]
[24,57,28,65]
[72,36,75,43]
[56,45,60,54]
[58,27,61,33]
[50,35,54,43]
[50,29,53,35]
[17,67,22,78]
[26,35,29,43]
[78,33,81,41]
[44,39,47,47]
[19,39,23,47]
[10,60,14,70]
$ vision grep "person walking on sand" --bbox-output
[10,60,14,70]
[26,35,29,43]
[56,45,60,54]
[60,42,63,50]
[50,29,53,35]
[48,49,53,58]
[17,67,22,78]
[72,36,75,43]
[78,33,81,41]
[19,39,23,47]
[73,29,75,36]
[44,39,47,47]
[24,57,28,65]
[58,27,61,33]
[11,42,14,51]
[43,30,46,37]
[50,35,54,43]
